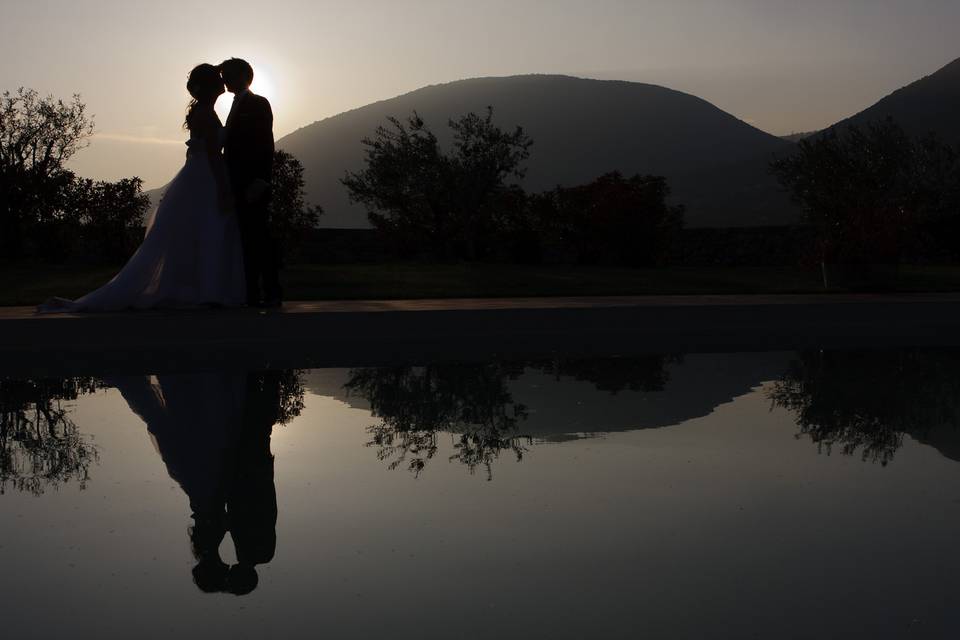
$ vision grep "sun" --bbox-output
[214,63,278,121]
[250,66,276,104]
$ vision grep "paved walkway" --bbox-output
[5,292,960,319]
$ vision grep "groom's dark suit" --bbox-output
[224,90,280,305]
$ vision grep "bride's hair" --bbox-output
[184,64,223,130]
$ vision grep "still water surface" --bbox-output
[2,350,959,638]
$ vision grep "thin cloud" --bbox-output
[93,133,184,145]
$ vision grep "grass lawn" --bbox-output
[5,262,960,307]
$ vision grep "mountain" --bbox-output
[780,131,817,143]
[828,57,960,144]
[278,75,798,229]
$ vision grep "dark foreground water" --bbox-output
[2,350,960,639]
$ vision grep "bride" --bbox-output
[38,64,245,312]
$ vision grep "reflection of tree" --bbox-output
[345,363,530,479]
[344,356,678,478]
[769,350,960,465]
[0,370,304,500]
[0,377,100,494]
[274,369,307,426]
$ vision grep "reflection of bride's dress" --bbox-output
[38,126,245,312]
[108,373,245,516]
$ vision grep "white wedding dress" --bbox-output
[38,124,246,312]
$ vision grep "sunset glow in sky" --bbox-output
[2,0,958,188]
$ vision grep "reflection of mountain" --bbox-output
[305,368,370,411]
[769,349,960,466]
[310,349,960,472]
[305,354,789,478]
[278,75,797,228]
[303,352,788,442]
[512,353,787,442]
[912,428,960,463]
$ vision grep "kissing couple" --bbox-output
[39,57,282,313]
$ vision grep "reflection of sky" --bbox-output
[3,352,960,637]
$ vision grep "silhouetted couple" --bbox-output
[39,57,281,313]
[108,371,284,595]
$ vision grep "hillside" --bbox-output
[780,131,817,143]
[278,75,798,228]
[829,57,960,143]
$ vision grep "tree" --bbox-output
[0,88,94,259]
[444,109,534,259]
[66,177,150,263]
[342,108,532,260]
[533,172,685,266]
[269,150,322,262]
[770,119,960,283]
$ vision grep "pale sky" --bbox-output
[2,0,958,188]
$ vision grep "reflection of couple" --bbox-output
[109,371,283,595]
[39,57,281,312]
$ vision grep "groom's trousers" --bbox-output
[237,198,281,305]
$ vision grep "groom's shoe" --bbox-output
[261,297,283,309]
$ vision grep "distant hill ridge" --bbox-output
[277,74,798,228]
[829,57,960,144]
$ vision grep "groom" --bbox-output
[219,58,282,308]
